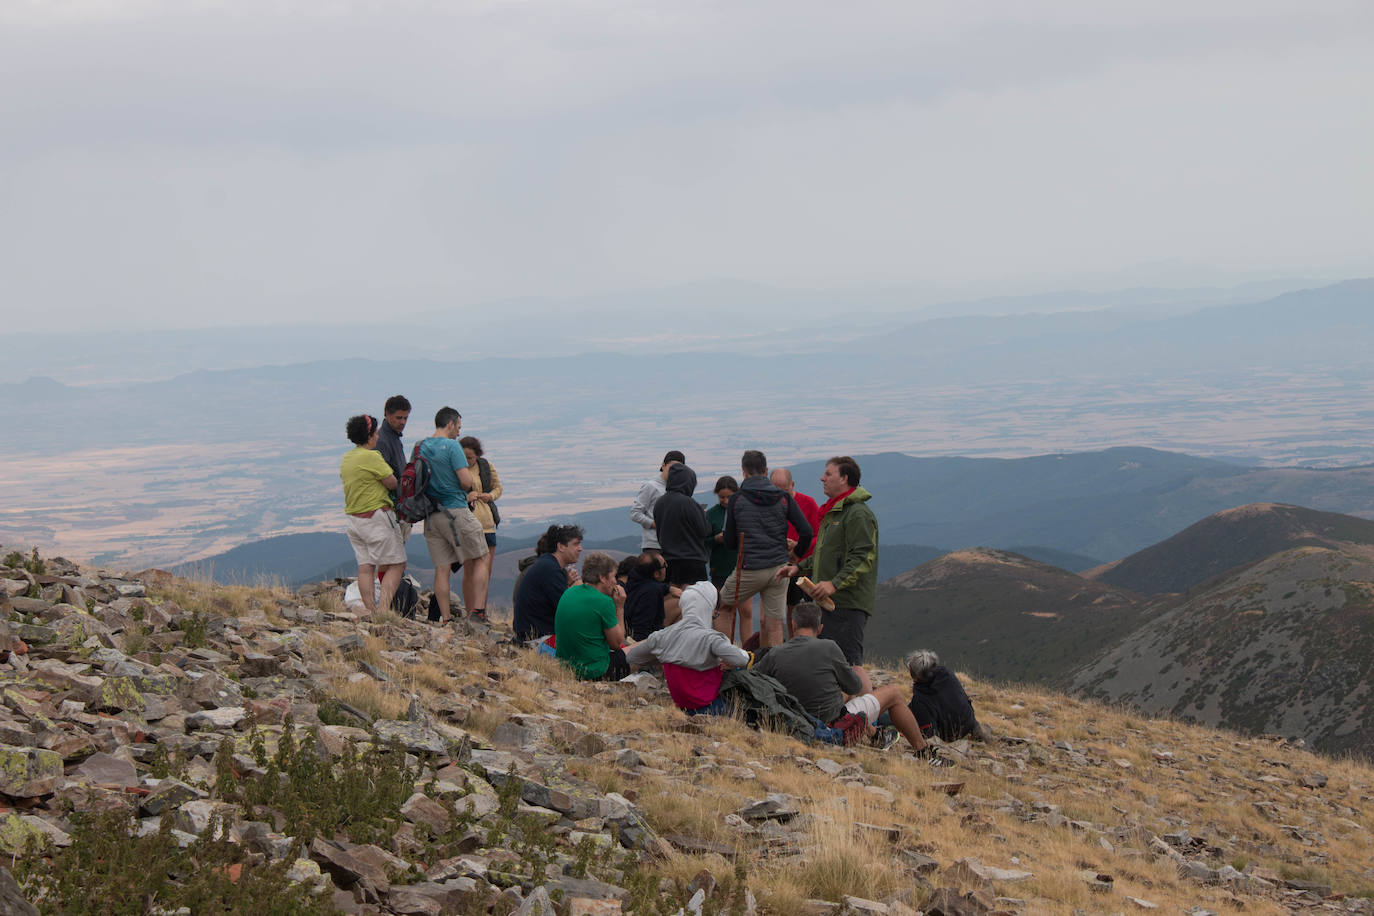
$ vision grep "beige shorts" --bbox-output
[346,510,407,567]
[718,564,788,620]
[844,693,881,722]
[423,506,489,569]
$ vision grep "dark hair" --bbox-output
[793,602,823,632]
[581,552,617,584]
[384,395,411,415]
[459,436,483,457]
[616,556,639,581]
[741,450,767,476]
[662,450,685,466]
[714,475,739,494]
[434,406,462,429]
[536,524,583,555]
[827,455,861,487]
[345,414,377,445]
[635,555,664,578]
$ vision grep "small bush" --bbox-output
[14,808,336,915]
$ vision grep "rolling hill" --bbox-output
[1089,502,1374,594]
[868,548,1147,683]
[1070,544,1374,756]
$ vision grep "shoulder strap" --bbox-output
[477,457,493,491]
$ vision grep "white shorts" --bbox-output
[843,693,881,722]
[346,510,407,567]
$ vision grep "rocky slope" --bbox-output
[1088,504,1374,595]
[1071,545,1374,757]
[871,548,1147,683]
[1,548,1373,914]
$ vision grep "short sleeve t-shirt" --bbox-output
[753,635,863,724]
[418,437,470,510]
[340,447,395,515]
[554,584,619,680]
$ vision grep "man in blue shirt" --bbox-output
[420,406,489,623]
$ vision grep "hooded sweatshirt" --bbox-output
[652,464,711,564]
[721,475,813,569]
[625,581,749,709]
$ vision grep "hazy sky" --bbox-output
[3,0,1371,332]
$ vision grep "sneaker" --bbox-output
[870,725,901,751]
[926,747,953,768]
[469,609,489,624]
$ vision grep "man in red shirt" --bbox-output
[770,467,823,637]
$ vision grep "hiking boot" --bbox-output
[917,746,952,768]
[870,725,901,751]
[469,609,489,624]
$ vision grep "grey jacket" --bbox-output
[721,475,813,569]
[630,476,666,550]
[625,581,749,671]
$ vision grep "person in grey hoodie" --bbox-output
[629,450,684,555]
[717,449,813,649]
[626,581,750,714]
[653,463,711,587]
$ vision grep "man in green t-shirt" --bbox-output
[555,552,629,680]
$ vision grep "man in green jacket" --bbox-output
[782,455,878,692]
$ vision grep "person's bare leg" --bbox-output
[760,615,784,648]
[433,569,452,622]
[737,602,755,646]
[377,563,402,612]
[785,604,796,640]
[463,553,491,617]
[357,565,377,613]
[853,664,874,694]
[713,604,736,639]
[875,685,928,752]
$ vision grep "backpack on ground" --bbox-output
[395,443,438,524]
[391,575,421,619]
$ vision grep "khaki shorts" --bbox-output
[423,506,489,569]
[346,510,407,567]
[718,564,788,621]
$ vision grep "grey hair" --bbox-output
[792,602,823,632]
[905,649,940,682]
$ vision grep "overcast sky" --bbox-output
[2,0,1371,333]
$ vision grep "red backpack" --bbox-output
[395,443,438,523]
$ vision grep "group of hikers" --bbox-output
[341,400,988,762]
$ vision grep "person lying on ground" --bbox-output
[625,581,751,715]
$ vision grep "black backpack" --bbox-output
[391,575,421,619]
[395,443,438,524]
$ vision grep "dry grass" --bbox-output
[128,572,1374,911]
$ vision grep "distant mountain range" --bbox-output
[504,445,1374,562]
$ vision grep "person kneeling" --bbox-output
[555,552,630,681]
[754,603,941,761]
[625,581,750,715]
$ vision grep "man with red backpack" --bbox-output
[414,407,488,624]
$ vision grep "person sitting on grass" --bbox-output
[905,649,991,743]
[625,581,751,715]
[513,525,582,642]
[554,551,630,681]
[753,603,945,762]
